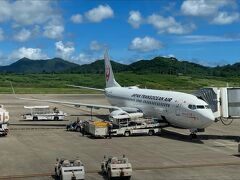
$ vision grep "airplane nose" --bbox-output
[200,110,215,128]
[206,111,215,122]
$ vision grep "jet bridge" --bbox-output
[194,87,240,123]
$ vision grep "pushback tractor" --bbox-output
[55,158,85,180]
[101,155,132,180]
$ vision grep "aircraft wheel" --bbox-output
[148,130,154,136]
[124,131,130,137]
[54,116,59,121]
[76,127,81,132]
[33,117,38,121]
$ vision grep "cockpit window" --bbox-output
[188,104,207,110]
[188,104,196,110]
[205,105,211,109]
[196,105,205,109]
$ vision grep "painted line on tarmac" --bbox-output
[214,141,237,148]
[9,127,64,130]
[133,161,240,171]
[0,173,52,179]
[2,162,240,179]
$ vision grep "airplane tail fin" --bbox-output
[104,50,121,88]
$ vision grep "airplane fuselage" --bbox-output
[105,86,215,130]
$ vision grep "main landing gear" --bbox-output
[190,133,197,139]
[190,129,198,139]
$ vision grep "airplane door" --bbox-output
[176,103,182,116]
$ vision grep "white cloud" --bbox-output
[0,1,64,39]
[147,14,195,34]
[12,0,55,25]
[212,12,239,25]
[85,4,114,22]
[181,0,229,17]
[129,36,162,52]
[179,35,240,43]
[163,54,176,58]
[70,14,83,23]
[0,28,4,41]
[72,53,95,64]
[43,17,64,39]
[89,41,106,51]
[14,28,31,42]
[0,0,59,25]
[11,47,48,60]
[55,41,75,60]
[181,0,238,25]
[0,0,11,22]
[128,11,142,28]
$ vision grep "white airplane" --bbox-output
[14,51,215,138]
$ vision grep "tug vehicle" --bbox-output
[66,120,82,132]
[55,158,85,180]
[101,155,132,180]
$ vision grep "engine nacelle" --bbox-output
[109,110,128,118]
[120,107,142,113]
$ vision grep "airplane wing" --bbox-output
[10,82,120,110]
[67,85,105,92]
[16,96,121,110]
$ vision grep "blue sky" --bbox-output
[0,0,240,66]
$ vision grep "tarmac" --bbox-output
[1,94,240,180]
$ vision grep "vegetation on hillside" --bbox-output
[0,56,239,94]
[1,73,239,94]
[0,56,240,78]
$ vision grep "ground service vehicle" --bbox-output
[0,105,9,136]
[101,155,132,180]
[66,121,81,132]
[85,120,111,138]
[111,118,167,137]
[55,158,85,180]
[23,106,66,121]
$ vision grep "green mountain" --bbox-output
[212,63,240,77]
[129,56,210,75]
[67,59,128,73]
[0,57,79,73]
[0,56,239,78]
